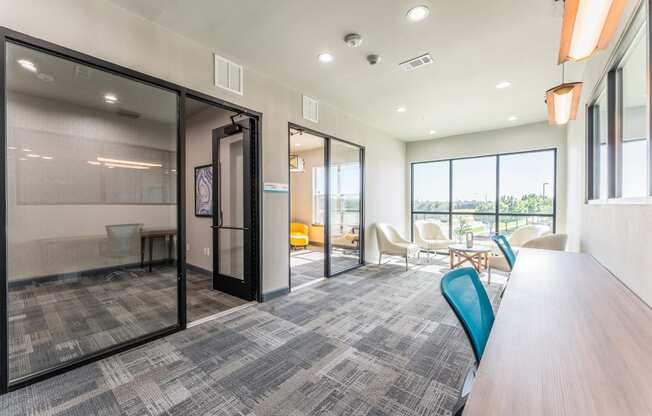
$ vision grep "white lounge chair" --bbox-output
[376,223,420,271]
[523,234,568,251]
[413,220,455,257]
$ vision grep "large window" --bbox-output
[587,4,650,201]
[411,149,556,240]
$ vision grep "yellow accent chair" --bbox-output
[290,223,310,249]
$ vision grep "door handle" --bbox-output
[212,225,248,231]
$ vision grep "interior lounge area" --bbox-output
[1,1,652,415]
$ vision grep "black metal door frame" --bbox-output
[211,119,258,301]
[0,26,262,394]
[287,123,366,285]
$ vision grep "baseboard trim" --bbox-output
[260,287,290,302]
[185,263,212,277]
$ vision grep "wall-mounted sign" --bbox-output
[264,182,289,193]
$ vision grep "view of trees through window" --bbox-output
[412,149,555,239]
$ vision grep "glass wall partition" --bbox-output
[411,149,556,241]
[5,42,179,382]
[328,139,363,274]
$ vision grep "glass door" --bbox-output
[327,139,363,275]
[212,119,256,300]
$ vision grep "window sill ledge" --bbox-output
[587,197,652,206]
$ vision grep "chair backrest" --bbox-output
[441,267,495,364]
[507,225,551,247]
[414,220,447,241]
[491,234,516,270]
[290,223,309,235]
[106,223,142,257]
[376,222,402,248]
[523,233,568,251]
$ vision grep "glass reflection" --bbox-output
[6,42,179,380]
[329,140,362,273]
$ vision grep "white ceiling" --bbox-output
[108,0,585,141]
[290,131,325,152]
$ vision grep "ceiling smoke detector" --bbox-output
[367,54,381,65]
[344,33,363,48]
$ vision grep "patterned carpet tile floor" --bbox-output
[8,268,246,381]
[1,258,503,416]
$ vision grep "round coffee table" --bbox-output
[448,244,492,273]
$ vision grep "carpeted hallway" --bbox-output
[1,258,503,416]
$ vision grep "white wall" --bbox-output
[0,0,407,293]
[290,147,325,227]
[405,121,568,233]
[565,0,652,306]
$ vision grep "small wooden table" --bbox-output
[140,228,177,272]
[448,243,491,272]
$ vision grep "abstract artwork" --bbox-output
[195,164,213,217]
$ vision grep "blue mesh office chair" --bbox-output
[491,234,516,270]
[489,234,517,293]
[441,267,495,416]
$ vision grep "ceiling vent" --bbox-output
[214,53,244,95]
[399,53,434,71]
[302,95,319,123]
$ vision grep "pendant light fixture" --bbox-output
[558,0,626,63]
[546,64,583,125]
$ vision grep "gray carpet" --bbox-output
[8,267,246,381]
[1,258,502,416]
[291,247,325,288]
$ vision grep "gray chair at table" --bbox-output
[103,223,143,280]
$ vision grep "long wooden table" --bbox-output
[464,248,652,415]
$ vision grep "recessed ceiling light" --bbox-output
[104,94,118,104]
[318,53,334,63]
[508,115,518,121]
[397,107,407,113]
[22,148,32,152]
[41,156,53,160]
[406,5,430,22]
[429,130,437,135]
[27,154,40,158]
[7,146,16,150]
[496,81,512,89]
[19,158,27,161]
[17,59,37,72]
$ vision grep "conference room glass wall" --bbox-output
[4,41,180,384]
[0,26,262,394]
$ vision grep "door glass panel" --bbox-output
[6,42,178,381]
[218,133,245,280]
[218,229,244,280]
[219,134,244,228]
[329,140,362,273]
